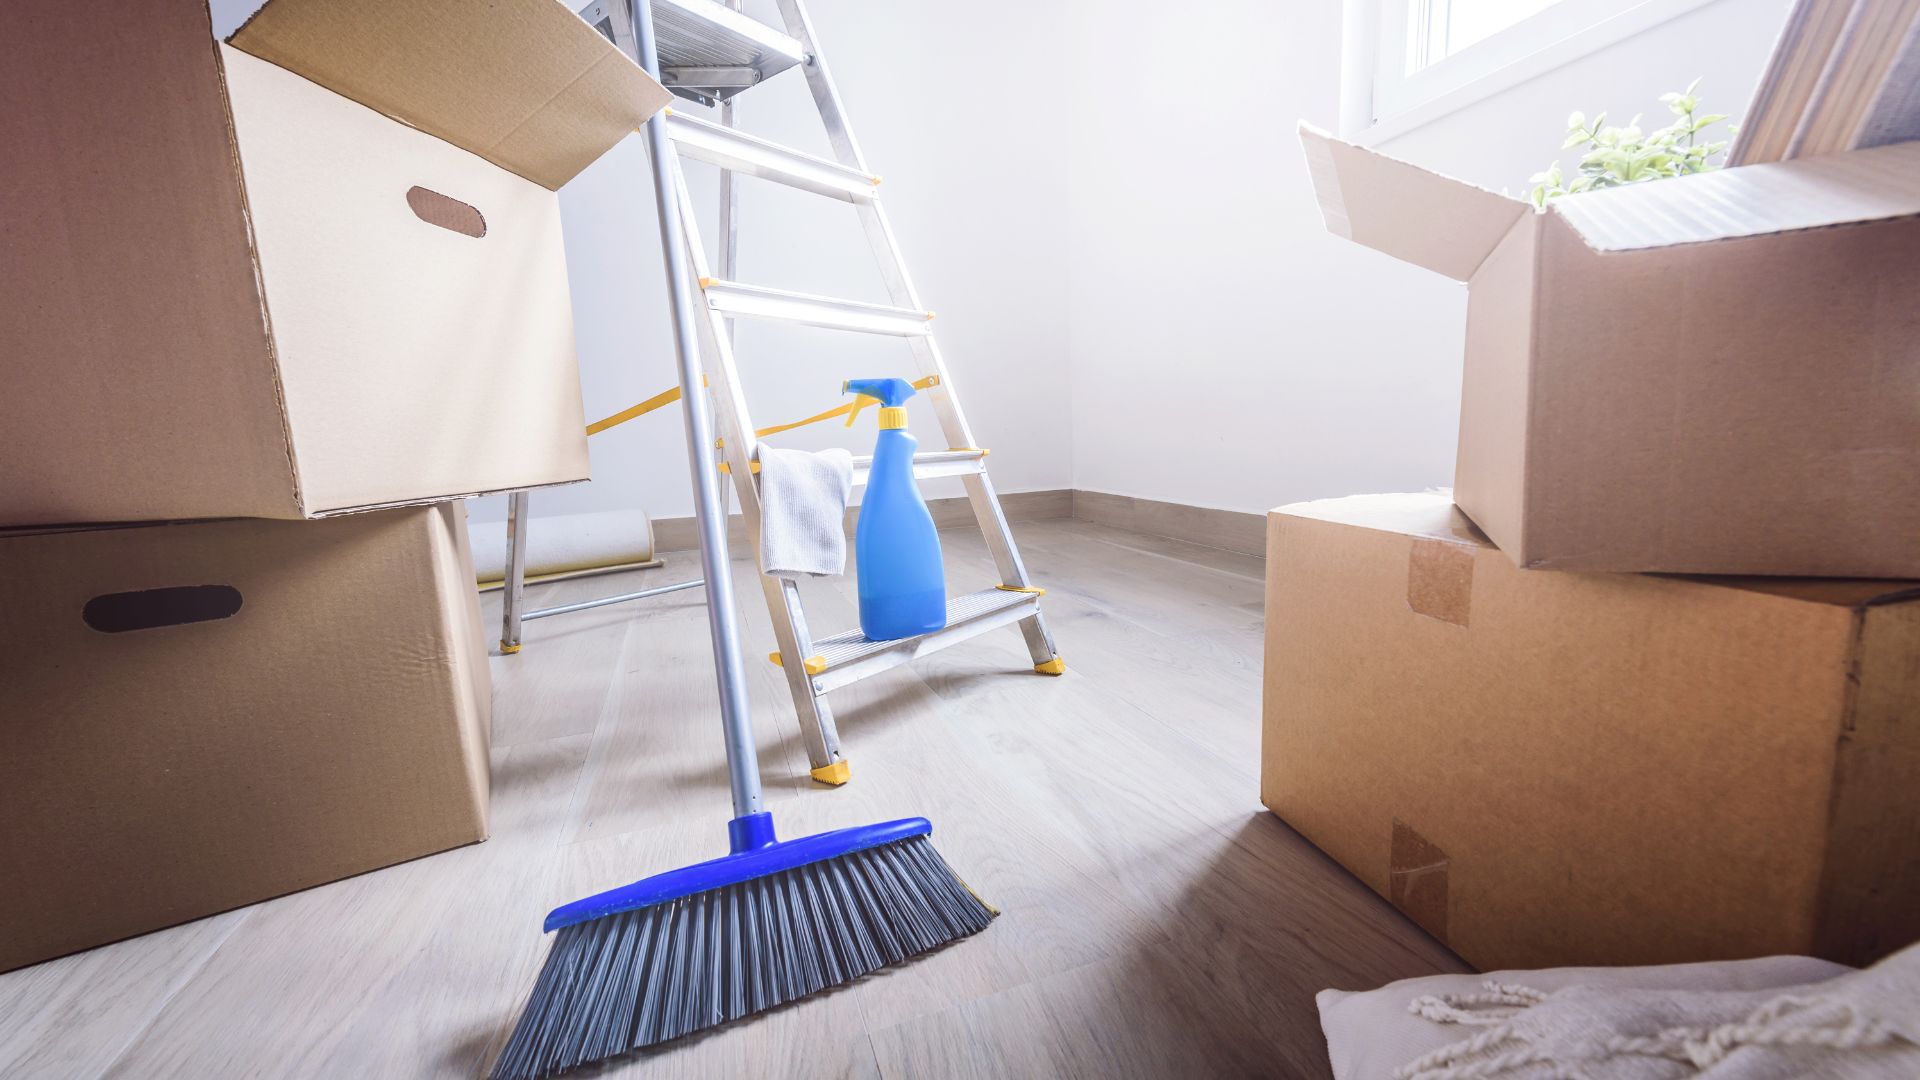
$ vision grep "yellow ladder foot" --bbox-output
[810,760,852,786]
[499,641,522,655]
[1034,657,1065,676]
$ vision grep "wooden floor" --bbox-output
[0,518,1465,1079]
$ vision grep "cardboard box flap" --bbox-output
[1299,124,1529,282]
[1553,139,1920,252]
[1275,492,1488,546]
[230,0,673,190]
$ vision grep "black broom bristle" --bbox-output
[489,834,996,1080]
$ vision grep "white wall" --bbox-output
[1064,0,1792,516]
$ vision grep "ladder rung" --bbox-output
[851,449,987,488]
[661,66,763,94]
[700,279,934,337]
[808,588,1042,693]
[667,113,880,203]
[577,0,806,103]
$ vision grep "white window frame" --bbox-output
[1341,0,1731,144]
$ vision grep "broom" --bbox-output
[489,5,995,1073]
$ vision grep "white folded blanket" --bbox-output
[757,447,853,579]
[1392,941,1920,1079]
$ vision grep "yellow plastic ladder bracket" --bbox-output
[769,651,828,676]
[1034,657,1066,676]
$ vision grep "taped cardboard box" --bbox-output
[1261,492,1920,971]
[0,503,491,973]
[1300,127,1920,576]
[0,0,672,525]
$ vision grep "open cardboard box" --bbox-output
[1301,127,1920,577]
[0,0,672,525]
[1262,492,1920,970]
[0,504,492,973]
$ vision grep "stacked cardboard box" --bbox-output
[0,0,670,972]
[1267,27,1920,970]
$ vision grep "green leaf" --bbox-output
[1568,110,1586,130]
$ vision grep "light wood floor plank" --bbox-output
[0,910,250,1080]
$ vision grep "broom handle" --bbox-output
[632,0,763,819]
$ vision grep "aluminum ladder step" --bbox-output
[700,279,935,336]
[667,112,880,202]
[724,448,987,485]
[577,0,806,104]
[851,448,987,488]
[801,587,1043,694]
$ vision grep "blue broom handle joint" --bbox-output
[728,812,778,853]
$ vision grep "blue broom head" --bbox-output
[542,812,934,933]
[492,812,996,1080]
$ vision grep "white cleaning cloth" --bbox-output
[757,447,854,579]
[1391,941,1920,1079]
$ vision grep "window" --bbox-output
[1407,0,1566,70]
[1347,0,1727,141]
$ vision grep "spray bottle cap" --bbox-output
[844,378,916,430]
[842,378,917,406]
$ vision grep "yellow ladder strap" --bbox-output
[585,375,941,441]
[744,374,941,441]
[585,385,682,436]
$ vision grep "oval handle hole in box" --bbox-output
[83,585,243,633]
[406,186,487,238]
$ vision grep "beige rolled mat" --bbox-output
[468,508,661,590]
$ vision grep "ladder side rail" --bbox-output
[771,1,984,443]
[717,0,740,344]
[500,489,532,652]
[771,2,1010,502]
[771,0,872,171]
[667,149,848,777]
[601,0,642,65]
[773,0,1057,668]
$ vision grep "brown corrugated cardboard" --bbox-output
[0,0,668,526]
[0,503,492,974]
[1300,125,1920,576]
[220,43,590,515]
[1261,492,1920,971]
[231,0,673,192]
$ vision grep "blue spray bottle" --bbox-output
[845,378,947,641]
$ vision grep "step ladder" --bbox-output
[568,0,1064,786]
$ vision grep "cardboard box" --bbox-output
[1261,492,1920,971]
[0,0,672,525]
[0,503,492,973]
[1300,127,1920,576]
